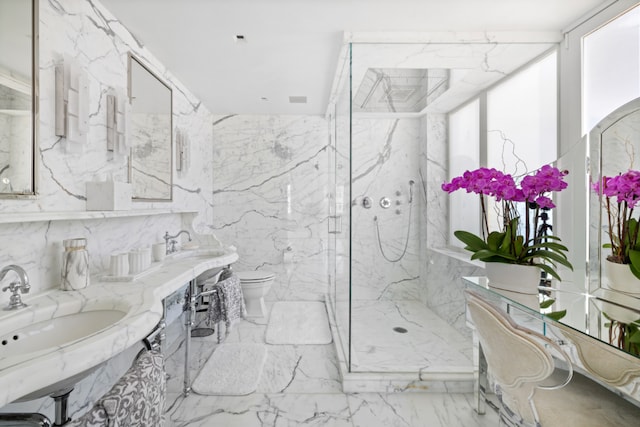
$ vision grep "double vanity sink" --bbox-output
[0,246,238,407]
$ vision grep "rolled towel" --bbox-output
[67,349,166,427]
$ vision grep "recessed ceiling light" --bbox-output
[288,96,307,104]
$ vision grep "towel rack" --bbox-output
[183,265,233,395]
[0,413,51,426]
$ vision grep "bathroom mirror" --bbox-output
[588,97,640,295]
[0,0,38,198]
[128,53,173,201]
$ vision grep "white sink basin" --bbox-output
[0,301,129,371]
[167,247,225,260]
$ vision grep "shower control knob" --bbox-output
[396,200,401,206]
[395,190,401,196]
[362,197,372,209]
[380,197,391,209]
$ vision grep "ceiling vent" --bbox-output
[288,96,307,104]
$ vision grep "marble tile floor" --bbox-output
[347,300,474,373]
[164,305,498,426]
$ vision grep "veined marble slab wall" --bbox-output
[424,249,484,339]
[0,0,215,296]
[1,0,214,416]
[350,116,422,301]
[130,113,172,200]
[211,115,330,301]
[0,115,31,194]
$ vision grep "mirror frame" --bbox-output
[127,53,173,202]
[588,96,640,295]
[0,0,38,199]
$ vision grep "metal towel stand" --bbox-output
[0,413,52,426]
[182,265,233,396]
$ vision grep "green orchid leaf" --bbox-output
[539,299,555,309]
[454,230,488,252]
[498,227,512,253]
[471,249,517,262]
[629,250,640,280]
[487,231,506,251]
[513,235,524,257]
[524,250,573,270]
[629,219,640,246]
[537,263,561,281]
[546,310,567,321]
[628,329,640,344]
[528,241,570,253]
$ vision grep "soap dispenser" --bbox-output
[61,238,90,290]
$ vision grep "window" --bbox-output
[583,4,640,134]
[448,99,480,245]
[446,51,558,246]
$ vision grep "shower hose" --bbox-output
[374,198,412,263]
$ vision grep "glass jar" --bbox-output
[61,238,90,290]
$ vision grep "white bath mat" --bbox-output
[192,343,267,396]
[265,301,332,345]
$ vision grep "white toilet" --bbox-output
[237,270,275,319]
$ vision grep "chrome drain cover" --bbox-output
[393,327,408,334]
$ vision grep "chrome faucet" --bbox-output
[164,230,192,255]
[1,265,30,310]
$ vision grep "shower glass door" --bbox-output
[329,44,353,371]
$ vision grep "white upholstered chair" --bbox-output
[465,289,640,427]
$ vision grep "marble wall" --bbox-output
[350,116,422,301]
[0,0,215,297]
[211,115,330,301]
[130,112,172,200]
[0,0,215,418]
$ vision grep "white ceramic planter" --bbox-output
[604,260,640,295]
[485,263,541,295]
[597,299,640,324]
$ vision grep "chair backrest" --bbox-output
[465,290,556,424]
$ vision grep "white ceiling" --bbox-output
[100,0,610,116]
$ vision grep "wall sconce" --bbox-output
[176,128,190,172]
[106,91,129,156]
[55,56,89,146]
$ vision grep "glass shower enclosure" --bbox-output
[326,37,559,385]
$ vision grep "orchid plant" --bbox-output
[594,170,640,279]
[442,165,573,281]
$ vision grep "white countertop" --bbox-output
[0,247,238,407]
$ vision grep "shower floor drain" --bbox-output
[393,327,408,334]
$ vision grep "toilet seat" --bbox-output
[237,271,275,283]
